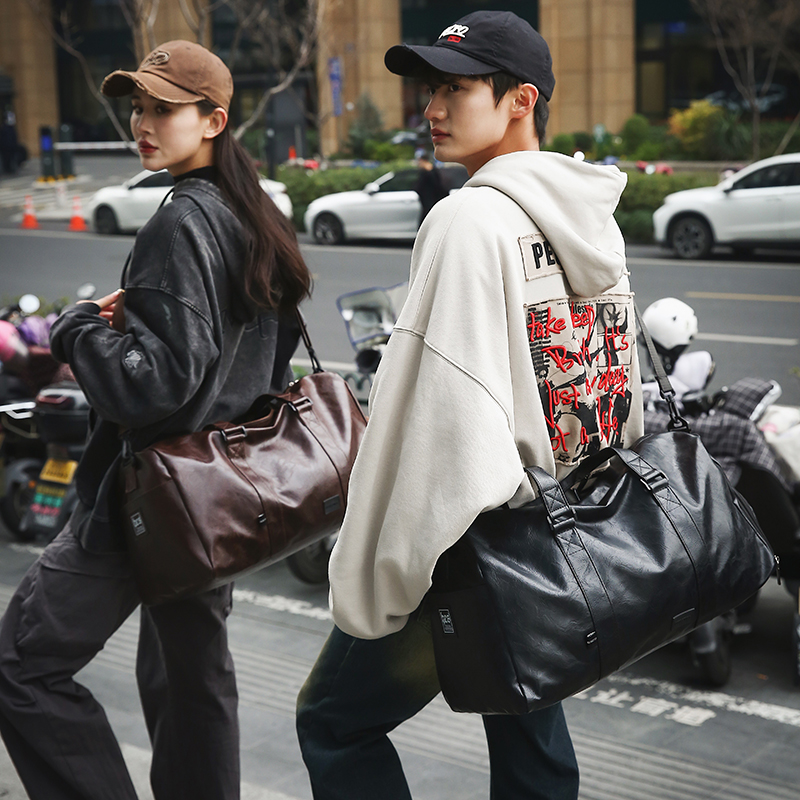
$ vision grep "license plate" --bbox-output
[29,482,69,529]
[39,458,78,485]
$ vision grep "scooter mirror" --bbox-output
[76,283,97,301]
[18,294,40,315]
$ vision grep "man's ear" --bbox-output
[511,84,539,120]
[204,107,229,140]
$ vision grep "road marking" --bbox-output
[686,291,800,302]
[628,256,800,271]
[232,588,332,620]
[695,332,798,346]
[604,673,800,728]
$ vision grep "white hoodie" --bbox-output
[329,150,644,639]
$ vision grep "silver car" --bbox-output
[304,166,469,245]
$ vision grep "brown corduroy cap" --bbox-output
[101,40,233,111]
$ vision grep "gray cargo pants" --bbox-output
[0,524,239,800]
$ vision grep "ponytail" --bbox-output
[199,102,312,313]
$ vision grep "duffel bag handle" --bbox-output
[565,444,670,498]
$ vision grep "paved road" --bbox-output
[0,526,797,799]
[0,227,798,405]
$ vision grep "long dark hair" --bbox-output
[199,101,311,313]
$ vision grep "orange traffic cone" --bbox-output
[68,195,87,232]
[20,195,39,229]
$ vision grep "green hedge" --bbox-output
[276,161,413,230]
[615,170,719,243]
[277,163,722,244]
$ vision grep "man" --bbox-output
[414,151,448,225]
[296,11,643,799]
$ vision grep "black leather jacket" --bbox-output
[50,177,300,552]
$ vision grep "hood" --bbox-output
[664,184,723,203]
[467,151,628,297]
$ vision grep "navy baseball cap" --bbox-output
[384,10,555,101]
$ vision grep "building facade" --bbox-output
[1,0,796,160]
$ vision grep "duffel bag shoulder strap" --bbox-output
[524,465,621,674]
[295,308,323,374]
[634,304,690,433]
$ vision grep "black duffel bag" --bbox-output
[429,311,776,715]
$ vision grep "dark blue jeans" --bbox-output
[296,608,579,800]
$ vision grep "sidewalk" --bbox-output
[0,153,141,224]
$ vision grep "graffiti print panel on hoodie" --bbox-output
[522,229,635,464]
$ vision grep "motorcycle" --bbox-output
[641,297,800,686]
[284,283,408,584]
[0,286,95,541]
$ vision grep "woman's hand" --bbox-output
[79,289,125,330]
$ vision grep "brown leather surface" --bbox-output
[121,371,367,604]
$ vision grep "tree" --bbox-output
[690,0,796,160]
[220,0,322,139]
[24,0,324,145]
[22,0,132,142]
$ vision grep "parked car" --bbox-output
[652,153,800,259]
[304,165,469,245]
[87,169,293,234]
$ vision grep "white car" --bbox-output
[304,166,469,244]
[653,153,800,259]
[87,169,293,234]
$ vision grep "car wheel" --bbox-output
[285,534,336,584]
[94,205,120,235]
[669,215,713,260]
[312,213,344,245]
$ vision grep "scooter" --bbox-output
[0,286,95,540]
[640,297,800,686]
[284,283,409,584]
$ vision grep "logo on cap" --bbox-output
[440,24,469,43]
[141,50,170,68]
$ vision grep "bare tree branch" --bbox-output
[221,0,321,140]
[22,0,131,143]
[691,0,794,160]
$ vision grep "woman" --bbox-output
[0,41,311,800]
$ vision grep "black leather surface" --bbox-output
[429,431,776,714]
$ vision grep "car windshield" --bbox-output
[130,171,175,189]
[374,171,417,192]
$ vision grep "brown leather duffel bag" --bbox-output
[120,315,367,605]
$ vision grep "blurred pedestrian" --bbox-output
[414,151,448,225]
[0,40,311,800]
[297,10,643,800]
[0,111,19,174]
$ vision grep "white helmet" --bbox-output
[641,298,698,351]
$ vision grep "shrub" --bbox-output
[548,132,576,155]
[615,170,720,244]
[760,120,800,157]
[620,114,650,156]
[614,209,654,243]
[668,100,738,159]
[364,140,415,162]
[633,141,664,161]
[618,171,719,214]
[573,131,594,152]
